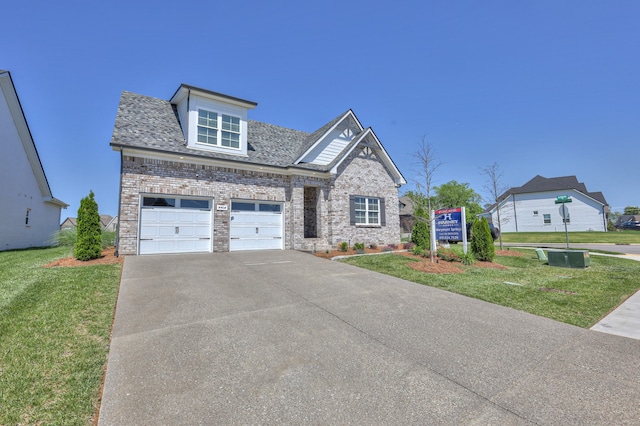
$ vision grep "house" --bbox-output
[398,195,416,235]
[60,214,118,231]
[0,70,68,251]
[60,217,77,230]
[485,175,609,232]
[110,84,406,255]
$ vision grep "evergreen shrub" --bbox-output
[74,191,103,261]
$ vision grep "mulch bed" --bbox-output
[314,248,523,274]
[44,247,123,268]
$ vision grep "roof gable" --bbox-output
[0,71,67,207]
[294,110,362,165]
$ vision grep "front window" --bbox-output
[543,214,551,224]
[197,109,240,149]
[355,197,380,225]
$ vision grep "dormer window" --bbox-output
[170,84,257,157]
[197,110,241,149]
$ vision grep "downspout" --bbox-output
[114,149,124,257]
[512,194,518,232]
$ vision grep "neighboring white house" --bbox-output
[0,70,68,250]
[485,175,608,233]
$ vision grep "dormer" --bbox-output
[170,84,257,156]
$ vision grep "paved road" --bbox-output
[99,250,640,425]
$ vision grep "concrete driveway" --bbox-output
[99,250,640,425]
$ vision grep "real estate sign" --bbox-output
[434,207,464,241]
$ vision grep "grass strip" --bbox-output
[0,247,121,425]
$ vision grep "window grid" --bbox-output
[197,109,241,149]
[355,197,380,225]
[543,214,551,224]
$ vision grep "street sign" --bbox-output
[555,195,572,204]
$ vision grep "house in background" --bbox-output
[398,195,415,235]
[0,70,67,251]
[485,175,608,232]
[110,84,406,255]
[60,214,118,231]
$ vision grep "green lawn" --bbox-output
[0,247,121,426]
[340,249,640,328]
[500,230,640,244]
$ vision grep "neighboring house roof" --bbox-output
[0,70,67,208]
[61,215,115,230]
[110,90,406,185]
[497,175,608,206]
[100,214,113,228]
[61,217,77,227]
[616,215,640,225]
[398,195,415,216]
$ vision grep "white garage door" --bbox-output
[230,201,283,251]
[139,197,212,255]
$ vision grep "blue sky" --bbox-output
[3,1,638,218]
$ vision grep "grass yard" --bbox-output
[0,246,121,425]
[340,249,640,328]
[500,230,640,244]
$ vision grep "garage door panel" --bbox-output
[229,204,283,251]
[139,206,212,255]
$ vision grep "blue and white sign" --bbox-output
[434,208,464,241]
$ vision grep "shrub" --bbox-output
[411,221,430,250]
[460,251,476,265]
[74,191,103,261]
[353,242,365,251]
[338,242,349,252]
[470,218,495,262]
[403,242,415,250]
[369,243,378,250]
[382,245,394,252]
[412,245,424,256]
[51,228,77,247]
[102,230,117,248]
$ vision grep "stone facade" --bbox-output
[117,148,401,255]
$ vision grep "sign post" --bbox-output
[554,196,572,248]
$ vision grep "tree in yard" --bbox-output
[74,191,103,261]
[410,136,442,262]
[433,180,483,220]
[470,218,495,262]
[624,206,640,215]
[480,162,508,250]
[411,220,430,251]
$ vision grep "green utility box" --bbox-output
[547,250,590,268]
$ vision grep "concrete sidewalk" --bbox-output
[99,250,640,425]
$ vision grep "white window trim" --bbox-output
[186,98,249,156]
[355,197,380,226]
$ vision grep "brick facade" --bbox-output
[117,148,401,255]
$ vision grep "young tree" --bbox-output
[411,136,442,262]
[480,162,508,250]
[75,191,103,261]
[470,218,495,262]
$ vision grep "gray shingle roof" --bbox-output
[499,175,608,205]
[110,91,348,171]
